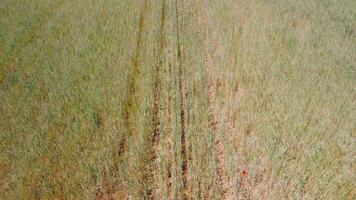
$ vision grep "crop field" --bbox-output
[0,0,355,199]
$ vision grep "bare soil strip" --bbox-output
[146,0,167,199]
[174,0,188,199]
[118,0,149,158]
[196,0,232,199]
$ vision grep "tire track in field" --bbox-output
[146,0,167,199]
[0,0,66,85]
[166,20,174,200]
[118,0,149,158]
[196,0,233,199]
[166,47,173,200]
[174,0,188,199]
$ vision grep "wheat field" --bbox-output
[0,0,355,199]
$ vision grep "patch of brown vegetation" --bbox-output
[118,0,149,158]
[174,0,188,199]
[147,0,167,199]
[196,0,236,199]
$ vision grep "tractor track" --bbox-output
[196,0,232,199]
[118,0,149,158]
[146,0,167,199]
[166,10,174,198]
[174,0,189,199]
[97,1,150,199]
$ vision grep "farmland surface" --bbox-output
[0,0,355,199]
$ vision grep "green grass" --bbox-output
[0,0,355,199]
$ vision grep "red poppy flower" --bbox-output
[242,170,248,176]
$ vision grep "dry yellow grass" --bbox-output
[0,0,355,199]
